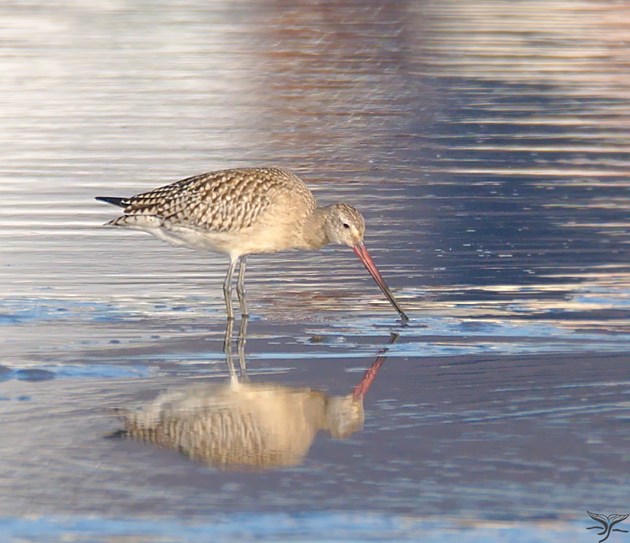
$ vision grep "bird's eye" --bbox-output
[342,223,350,229]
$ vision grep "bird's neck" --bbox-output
[300,207,331,250]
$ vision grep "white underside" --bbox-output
[149,225,232,252]
[116,216,297,259]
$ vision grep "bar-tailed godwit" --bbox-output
[96,167,408,321]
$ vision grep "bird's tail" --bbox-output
[95,196,129,208]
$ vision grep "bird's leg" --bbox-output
[236,256,248,317]
[237,315,248,381]
[223,318,238,384]
[223,256,238,321]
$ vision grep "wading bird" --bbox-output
[97,167,408,321]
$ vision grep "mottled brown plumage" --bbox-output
[113,168,314,235]
[97,167,408,321]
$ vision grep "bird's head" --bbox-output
[323,203,409,322]
[324,203,366,247]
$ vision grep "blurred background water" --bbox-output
[0,1,629,541]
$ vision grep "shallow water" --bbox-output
[1,0,629,541]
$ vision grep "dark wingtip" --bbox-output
[96,196,128,207]
[103,429,128,440]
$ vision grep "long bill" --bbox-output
[352,242,409,322]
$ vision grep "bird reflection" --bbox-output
[113,322,397,470]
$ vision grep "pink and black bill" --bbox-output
[352,242,409,322]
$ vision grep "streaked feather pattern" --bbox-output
[113,167,314,233]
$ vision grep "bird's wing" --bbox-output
[587,511,609,528]
[609,514,629,528]
[121,170,231,220]
[122,168,305,233]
